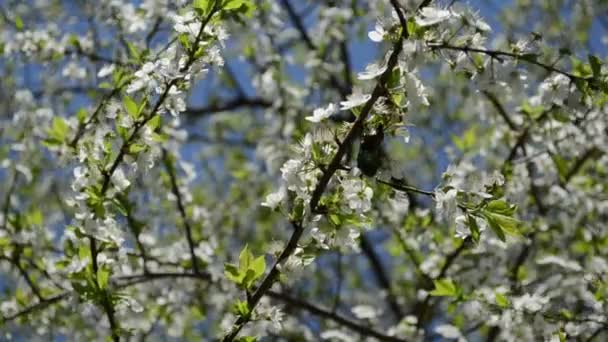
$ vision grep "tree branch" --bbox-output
[221,1,413,340]
[184,97,271,116]
[162,149,200,274]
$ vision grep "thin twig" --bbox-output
[162,149,200,274]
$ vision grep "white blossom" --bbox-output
[357,62,387,80]
[435,188,458,220]
[340,91,371,110]
[306,103,337,123]
[62,62,87,80]
[97,64,115,78]
[416,7,454,27]
[368,23,386,42]
[352,305,378,320]
[512,293,549,312]
[111,168,131,191]
[261,188,285,210]
[342,178,373,214]
[435,324,466,342]
[536,255,583,272]
[404,70,430,107]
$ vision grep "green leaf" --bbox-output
[550,153,570,182]
[481,211,521,241]
[429,278,458,297]
[123,96,139,119]
[289,198,304,222]
[15,288,27,306]
[178,33,191,50]
[559,308,573,320]
[223,0,255,15]
[76,108,88,123]
[225,245,266,289]
[235,337,258,342]
[138,97,148,115]
[47,116,70,144]
[519,102,545,119]
[467,214,480,243]
[99,82,113,89]
[193,0,213,12]
[223,0,248,10]
[128,143,147,154]
[97,267,110,290]
[250,255,265,279]
[238,244,253,272]
[232,299,251,318]
[14,15,24,31]
[452,125,477,151]
[126,41,141,62]
[328,213,342,226]
[24,208,43,226]
[386,67,401,89]
[495,292,510,308]
[486,200,517,216]
[484,212,506,241]
[147,114,161,130]
[224,263,243,284]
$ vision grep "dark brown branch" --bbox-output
[69,87,122,148]
[414,240,468,328]
[89,238,120,342]
[378,178,435,198]
[1,171,18,231]
[563,147,601,183]
[0,255,45,301]
[482,90,518,131]
[429,43,583,81]
[268,291,408,342]
[14,259,45,301]
[279,0,349,97]
[1,293,68,322]
[162,149,200,274]
[125,208,150,274]
[68,48,130,68]
[184,97,271,116]
[360,235,404,319]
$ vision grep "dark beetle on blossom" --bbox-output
[357,125,385,177]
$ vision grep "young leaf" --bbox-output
[224,263,244,284]
[429,278,458,297]
[14,15,24,31]
[48,116,70,143]
[467,214,480,243]
[76,108,88,123]
[482,211,506,241]
[123,96,139,119]
[250,255,266,279]
[232,299,251,318]
[126,41,141,62]
[238,244,253,273]
[550,154,570,182]
[486,200,517,216]
[495,292,510,308]
[97,267,110,290]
